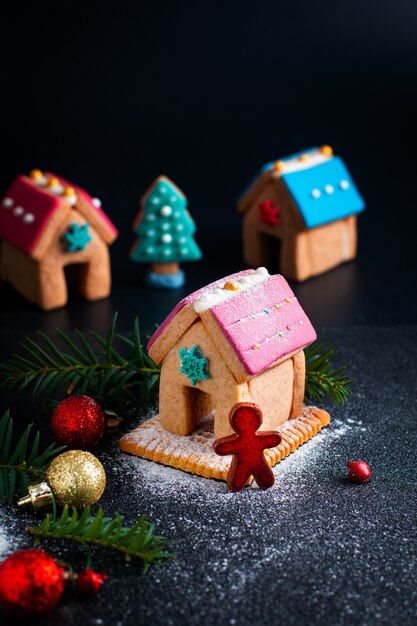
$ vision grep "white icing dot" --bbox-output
[181,248,189,255]
[163,248,172,256]
[161,223,171,231]
[34,176,47,186]
[179,237,187,244]
[23,213,35,224]
[256,267,268,275]
[146,214,156,221]
[13,206,24,217]
[66,195,77,206]
[299,320,303,325]
[176,224,184,231]
[311,188,321,199]
[340,179,350,190]
[324,184,334,195]
[173,212,181,218]
[151,197,160,205]
[92,197,101,208]
[147,229,156,237]
[160,205,172,217]
[159,186,167,194]
[170,196,177,203]
[50,184,64,195]
[2,197,13,209]
[146,246,155,254]
[161,234,172,243]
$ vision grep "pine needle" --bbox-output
[304,338,353,405]
[27,506,174,571]
[0,410,65,502]
[0,313,160,414]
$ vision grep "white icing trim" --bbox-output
[193,267,270,313]
[92,197,101,208]
[271,149,332,177]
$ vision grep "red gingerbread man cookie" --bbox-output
[213,403,282,492]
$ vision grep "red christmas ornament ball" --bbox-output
[0,549,64,618]
[347,460,371,483]
[52,395,106,449]
[76,569,108,596]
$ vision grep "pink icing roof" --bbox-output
[147,271,316,377]
[210,274,317,375]
[46,172,118,238]
[0,176,61,255]
[147,269,254,351]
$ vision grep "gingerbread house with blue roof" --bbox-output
[237,146,365,281]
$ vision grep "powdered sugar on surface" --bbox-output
[0,505,23,560]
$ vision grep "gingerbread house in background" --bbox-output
[237,146,365,282]
[146,267,317,439]
[0,170,118,310]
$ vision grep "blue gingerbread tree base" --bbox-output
[146,269,186,290]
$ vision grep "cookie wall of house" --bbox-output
[0,209,111,310]
[242,178,301,272]
[288,215,357,281]
[159,320,251,439]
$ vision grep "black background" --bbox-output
[0,3,416,625]
[1,1,417,334]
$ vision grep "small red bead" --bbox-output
[51,395,106,450]
[76,569,108,596]
[347,460,371,483]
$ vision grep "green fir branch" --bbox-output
[304,339,353,406]
[27,506,174,571]
[0,313,160,414]
[0,410,65,502]
[0,315,352,413]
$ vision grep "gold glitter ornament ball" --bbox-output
[46,450,106,508]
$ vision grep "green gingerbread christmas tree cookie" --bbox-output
[130,176,202,289]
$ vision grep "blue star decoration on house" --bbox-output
[179,345,210,386]
[63,223,92,252]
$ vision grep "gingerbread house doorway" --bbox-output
[259,232,281,272]
[187,387,215,431]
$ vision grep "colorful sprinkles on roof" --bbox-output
[148,267,316,377]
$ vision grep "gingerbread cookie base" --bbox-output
[119,406,330,482]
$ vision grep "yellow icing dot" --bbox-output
[298,154,309,162]
[29,169,43,179]
[320,145,333,156]
[285,297,291,303]
[254,344,260,350]
[274,304,280,309]
[274,160,285,171]
[224,280,240,291]
[63,186,75,196]
[47,177,60,188]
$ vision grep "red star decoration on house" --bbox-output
[258,199,281,226]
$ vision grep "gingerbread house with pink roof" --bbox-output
[0,169,118,310]
[146,267,317,439]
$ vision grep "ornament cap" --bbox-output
[17,480,53,510]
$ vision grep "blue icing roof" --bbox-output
[282,156,365,228]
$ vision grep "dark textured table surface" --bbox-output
[0,291,416,626]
